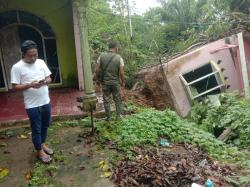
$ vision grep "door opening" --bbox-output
[0,10,61,91]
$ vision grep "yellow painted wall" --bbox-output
[0,0,78,87]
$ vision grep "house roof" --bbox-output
[139,28,248,72]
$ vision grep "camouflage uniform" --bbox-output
[98,52,124,119]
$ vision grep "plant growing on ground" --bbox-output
[96,108,250,172]
[190,93,250,148]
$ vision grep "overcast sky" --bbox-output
[130,0,160,14]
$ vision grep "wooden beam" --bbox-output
[238,32,249,97]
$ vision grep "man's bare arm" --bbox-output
[44,75,52,84]
[13,75,52,91]
[12,83,33,91]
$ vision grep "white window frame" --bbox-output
[180,61,226,100]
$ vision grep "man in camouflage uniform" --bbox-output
[96,41,125,120]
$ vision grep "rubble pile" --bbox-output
[135,66,175,110]
[112,143,233,187]
[121,87,154,108]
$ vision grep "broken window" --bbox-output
[180,61,226,100]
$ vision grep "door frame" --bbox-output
[0,10,64,92]
[0,43,8,92]
[0,24,62,92]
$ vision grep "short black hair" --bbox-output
[21,40,37,55]
[108,41,118,49]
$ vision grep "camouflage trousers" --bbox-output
[102,84,122,118]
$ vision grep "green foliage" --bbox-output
[86,0,250,87]
[87,0,166,88]
[96,108,250,172]
[29,163,58,187]
[190,93,250,148]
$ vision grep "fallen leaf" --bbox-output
[168,166,177,171]
[0,168,9,180]
[18,134,28,139]
[101,171,112,178]
[57,123,62,126]
[0,143,7,147]
[181,159,187,168]
[129,177,139,186]
[99,160,105,165]
[25,171,32,180]
[101,164,109,172]
[0,135,6,140]
[79,165,85,171]
[99,160,105,168]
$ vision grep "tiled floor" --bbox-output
[0,88,103,124]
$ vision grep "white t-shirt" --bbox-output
[11,59,51,109]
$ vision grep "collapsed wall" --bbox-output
[136,64,175,111]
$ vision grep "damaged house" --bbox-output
[137,32,250,117]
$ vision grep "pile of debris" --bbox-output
[112,143,233,187]
[135,66,175,110]
[121,85,155,108]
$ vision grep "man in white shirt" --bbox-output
[11,40,53,163]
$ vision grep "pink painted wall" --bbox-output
[243,38,250,82]
[164,37,241,116]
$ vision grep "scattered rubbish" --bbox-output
[191,183,204,187]
[159,138,170,147]
[0,168,9,180]
[205,179,215,187]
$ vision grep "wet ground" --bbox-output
[0,124,114,187]
[0,128,35,186]
[0,120,248,187]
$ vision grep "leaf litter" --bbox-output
[112,143,234,187]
